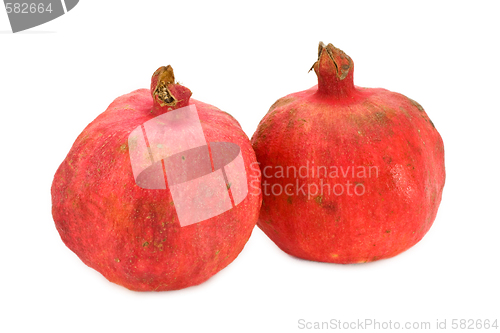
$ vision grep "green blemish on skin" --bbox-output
[157,144,164,149]
[314,195,323,205]
[181,155,185,160]
[215,250,220,255]
[143,242,149,247]
[385,230,391,234]
[120,144,127,151]
[227,182,231,189]
[114,258,120,262]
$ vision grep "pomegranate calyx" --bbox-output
[318,42,352,80]
[150,65,192,114]
[312,42,355,98]
[152,65,178,107]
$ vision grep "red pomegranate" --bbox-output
[251,42,445,263]
[51,65,261,291]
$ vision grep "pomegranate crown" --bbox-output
[151,65,179,107]
[150,65,192,114]
[311,42,355,98]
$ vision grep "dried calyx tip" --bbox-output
[310,42,352,80]
[153,65,178,107]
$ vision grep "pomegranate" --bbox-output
[51,65,261,291]
[251,42,445,263]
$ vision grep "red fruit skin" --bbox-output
[51,66,261,291]
[251,43,445,264]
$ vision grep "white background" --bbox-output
[1,1,499,332]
